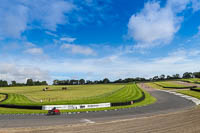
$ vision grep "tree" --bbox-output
[172,74,180,79]
[183,72,193,79]
[114,79,123,83]
[166,75,172,79]
[11,81,16,86]
[153,76,159,80]
[26,79,34,86]
[41,81,48,85]
[193,72,200,78]
[160,74,165,80]
[0,80,8,87]
[70,80,79,85]
[53,80,59,85]
[103,78,110,84]
[79,79,85,85]
[86,80,92,84]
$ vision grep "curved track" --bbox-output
[0,83,199,133]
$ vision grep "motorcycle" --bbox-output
[47,107,61,115]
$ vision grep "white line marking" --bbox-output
[81,119,95,124]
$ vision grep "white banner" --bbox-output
[42,103,111,110]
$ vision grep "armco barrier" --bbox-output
[111,92,145,107]
[190,88,200,92]
[0,104,42,110]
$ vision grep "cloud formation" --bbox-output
[0,63,50,83]
[128,1,180,48]
[24,48,43,55]
[60,37,76,43]
[61,44,96,56]
[0,0,75,39]
[128,0,200,48]
[0,1,28,39]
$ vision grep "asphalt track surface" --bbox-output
[0,83,196,130]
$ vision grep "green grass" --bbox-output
[0,87,156,114]
[0,84,144,105]
[0,84,126,105]
[154,81,192,89]
[180,78,200,84]
[0,84,143,105]
[1,93,33,105]
[176,90,200,99]
[0,94,6,101]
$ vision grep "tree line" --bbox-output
[0,71,200,87]
[53,71,200,85]
[0,79,48,87]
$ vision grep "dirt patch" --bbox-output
[137,83,156,92]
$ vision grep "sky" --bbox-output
[1,0,200,83]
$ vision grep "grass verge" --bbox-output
[0,94,6,102]
[180,78,200,84]
[176,90,200,99]
[154,81,193,89]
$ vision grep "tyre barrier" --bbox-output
[190,88,200,92]
[162,86,197,89]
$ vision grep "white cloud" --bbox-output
[25,48,200,81]
[0,2,28,39]
[24,48,43,55]
[28,0,76,31]
[24,42,36,48]
[45,31,58,37]
[128,1,181,48]
[191,0,200,12]
[128,0,200,49]
[61,44,96,56]
[0,0,76,39]
[2,47,200,82]
[167,0,190,13]
[0,63,50,83]
[60,37,76,43]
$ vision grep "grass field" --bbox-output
[0,84,145,105]
[0,87,156,114]
[0,83,156,114]
[154,81,192,89]
[176,90,200,99]
[0,84,128,105]
[180,78,200,84]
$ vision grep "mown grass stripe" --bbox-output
[0,84,144,106]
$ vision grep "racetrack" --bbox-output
[0,83,198,132]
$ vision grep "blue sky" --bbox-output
[1,0,200,83]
